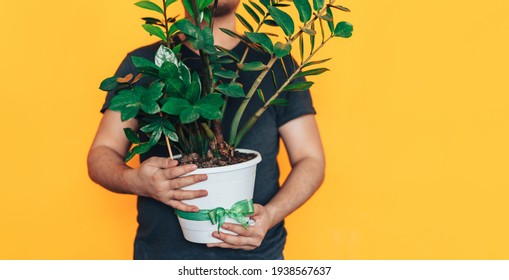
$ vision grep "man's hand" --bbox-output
[128,157,208,212]
[206,204,273,250]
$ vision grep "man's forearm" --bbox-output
[265,156,325,228]
[87,145,137,195]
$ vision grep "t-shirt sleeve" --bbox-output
[275,57,316,127]
[100,54,137,113]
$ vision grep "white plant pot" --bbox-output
[177,149,262,244]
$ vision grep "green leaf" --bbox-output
[294,0,312,23]
[263,19,278,26]
[249,1,265,16]
[180,107,200,123]
[334,21,353,38]
[179,62,192,86]
[110,90,141,121]
[259,0,270,7]
[163,78,185,96]
[295,68,329,78]
[140,122,159,133]
[165,0,178,8]
[283,81,314,91]
[214,69,238,79]
[269,98,289,106]
[215,83,245,97]
[310,21,316,54]
[243,3,260,23]
[302,28,316,35]
[161,97,191,115]
[99,76,118,91]
[196,93,224,108]
[140,84,163,114]
[245,32,273,54]
[198,0,214,9]
[235,13,254,32]
[215,45,240,62]
[135,1,164,14]
[257,89,265,103]
[302,58,331,68]
[123,128,141,144]
[149,127,163,146]
[182,0,196,19]
[299,34,304,63]
[155,44,179,67]
[239,61,266,71]
[131,56,159,76]
[162,126,178,142]
[142,17,163,25]
[326,7,334,34]
[196,103,222,120]
[185,72,202,104]
[274,42,291,58]
[125,143,152,162]
[328,4,351,12]
[267,6,294,37]
[201,26,217,54]
[173,18,201,38]
[312,0,324,11]
[159,61,179,80]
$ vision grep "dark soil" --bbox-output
[177,151,257,168]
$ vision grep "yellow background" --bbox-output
[1,0,508,259]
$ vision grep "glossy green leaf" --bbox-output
[269,98,289,106]
[182,0,196,19]
[310,21,316,54]
[334,21,353,38]
[159,61,179,79]
[249,1,265,16]
[125,143,152,162]
[243,3,260,23]
[295,68,329,78]
[155,45,179,67]
[235,13,253,32]
[165,0,178,8]
[328,4,351,12]
[135,1,164,14]
[239,61,266,71]
[215,83,245,97]
[259,0,270,6]
[131,56,159,76]
[198,0,214,9]
[283,81,314,91]
[179,62,192,86]
[185,72,202,104]
[148,127,163,145]
[196,93,224,108]
[273,42,291,58]
[163,78,185,96]
[294,0,312,22]
[196,103,222,120]
[180,107,200,123]
[214,69,238,79]
[245,32,273,54]
[215,45,240,62]
[162,126,178,142]
[140,122,159,133]
[326,7,334,33]
[302,57,331,68]
[110,90,141,121]
[142,23,167,41]
[263,19,278,26]
[267,6,294,36]
[99,76,118,91]
[299,34,304,63]
[173,19,201,38]
[123,128,141,144]
[161,97,191,115]
[312,0,324,11]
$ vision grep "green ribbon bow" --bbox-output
[175,199,255,232]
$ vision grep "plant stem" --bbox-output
[162,0,172,47]
[234,35,334,146]
[228,1,335,146]
[159,112,174,159]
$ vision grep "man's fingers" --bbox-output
[207,242,254,250]
[145,157,178,168]
[170,189,208,200]
[221,223,250,236]
[208,232,256,250]
[168,174,208,189]
[167,200,199,212]
[163,164,199,179]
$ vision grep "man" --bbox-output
[88,0,325,259]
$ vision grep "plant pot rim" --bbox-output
[180,148,262,175]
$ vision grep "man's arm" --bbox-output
[87,110,209,212]
[208,114,325,250]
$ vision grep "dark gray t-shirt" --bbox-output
[101,40,315,259]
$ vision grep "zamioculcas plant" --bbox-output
[99,0,353,166]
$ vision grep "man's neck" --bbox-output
[180,13,240,53]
